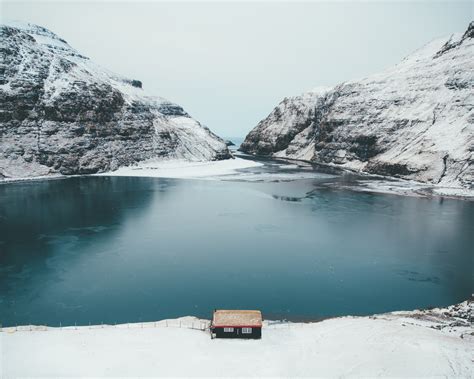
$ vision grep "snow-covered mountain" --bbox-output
[0,22,231,179]
[241,22,474,190]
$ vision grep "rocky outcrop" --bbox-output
[241,22,474,189]
[0,22,231,179]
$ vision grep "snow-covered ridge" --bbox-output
[3,21,74,52]
[241,22,474,192]
[0,21,231,179]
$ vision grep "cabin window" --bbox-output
[223,327,234,332]
[242,328,252,334]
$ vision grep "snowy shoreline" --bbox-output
[96,156,263,179]
[2,301,472,377]
[1,155,472,201]
[255,154,474,200]
[0,157,263,183]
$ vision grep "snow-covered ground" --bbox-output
[97,157,263,179]
[2,302,472,377]
[330,176,474,199]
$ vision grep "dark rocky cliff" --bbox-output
[0,22,230,179]
[241,22,474,189]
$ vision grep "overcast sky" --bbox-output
[2,1,472,138]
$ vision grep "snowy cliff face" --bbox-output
[0,22,230,179]
[241,23,474,189]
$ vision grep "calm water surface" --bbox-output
[0,164,473,326]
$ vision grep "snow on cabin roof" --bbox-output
[212,310,262,327]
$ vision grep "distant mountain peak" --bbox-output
[463,21,474,39]
[434,21,473,58]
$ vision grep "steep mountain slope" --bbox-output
[0,22,230,179]
[241,22,474,190]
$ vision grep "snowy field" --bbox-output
[2,302,472,377]
[97,157,263,180]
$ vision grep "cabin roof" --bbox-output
[212,310,262,327]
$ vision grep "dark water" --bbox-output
[0,169,473,326]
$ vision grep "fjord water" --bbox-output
[0,173,472,326]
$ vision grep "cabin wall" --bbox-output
[212,327,262,339]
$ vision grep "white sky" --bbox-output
[2,1,473,138]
